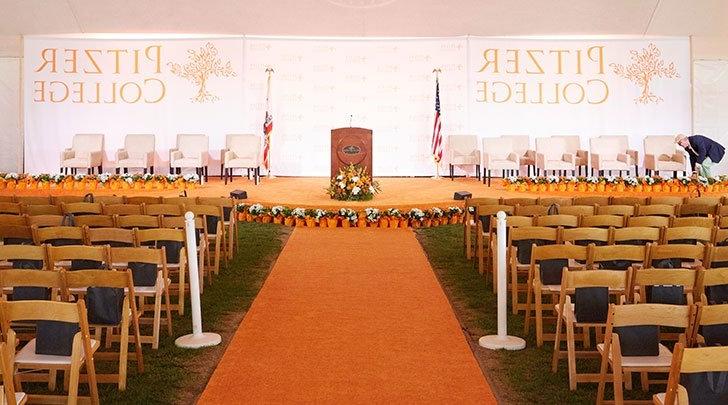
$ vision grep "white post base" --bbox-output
[478,335,526,351]
[431,175,441,179]
[267,173,276,179]
[175,332,222,349]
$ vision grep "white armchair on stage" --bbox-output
[503,135,536,176]
[599,135,639,175]
[447,135,481,181]
[482,136,519,187]
[552,135,588,175]
[60,134,104,175]
[221,134,262,185]
[115,134,155,174]
[643,136,687,177]
[535,137,576,176]
[170,134,209,180]
[589,137,631,176]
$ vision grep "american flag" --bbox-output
[263,73,273,171]
[431,76,443,163]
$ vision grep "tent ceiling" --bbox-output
[0,0,726,38]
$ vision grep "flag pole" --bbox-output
[431,68,442,180]
[264,67,275,179]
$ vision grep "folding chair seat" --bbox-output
[597,205,635,217]
[32,225,84,246]
[109,247,173,349]
[558,205,596,216]
[510,226,559,314]
[0,300,100,404]
[114,214,160,230]
[74,215,115,229]
[463,198,501,260]
[135,228,191,315]
[636,204,676,217]
[22,204,62,216]
[552,268,631,390]
[84,227,135,248]
[102,204,143,216]
[26,214,64,228]
[535,215,578,229]
[525,244,589,347]
[62,269,144,390]
[627,215,670,228]
[580,215,625,229]
[596,304,694,404]
[654,343,728,405]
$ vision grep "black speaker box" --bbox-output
[454,191,472,200]
[230,190,247,200]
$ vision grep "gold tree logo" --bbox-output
[168,42,237,103]
[610,43,679,104]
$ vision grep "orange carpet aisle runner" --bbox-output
[199,228,496,404]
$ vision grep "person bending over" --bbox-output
[675,133,725,178]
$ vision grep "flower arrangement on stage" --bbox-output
[234,203,464,229]
[327,164,381,201]
[503,175,725,194]
[0,172,201,192]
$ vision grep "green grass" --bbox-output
[416,225,655,405]
[93,222,289,404]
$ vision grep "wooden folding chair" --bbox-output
[690,303,728,346]
[47,245,110,271]
[677,203,717,218]
[14,196,50,205]
[686,196,721,206]
[124,196,161,205]
[109,247,173,349]
[663,226,713,246]
[93,195,124,205]
[186,204,225,277]
[538,197,573,206]
[627,215,670,228]
[481,214,533,282]
[61,202,103,216]
[536,214,579,229]
[84,226,136,247]
[74,215,115,229]
[0,214,27,227]
[102,204,143,216]
[699,268,728,305]
[32,225,84,246]
[0,341,27,405]
[561,227,610,246]
[636,204,676,217]
[589,244,647,274]
[574,196,609,206]
[462,198,501,260]
[581,215,625,229]
[507,225,559,295]
[632,268,701,305]
[0,269,65,344]
[514,204,548,217]
[597,205,635,217]
[670,216,715,229]
[525,244,589,347]
[144,204,185,217]
[51,195,85,204]
[596,304,694,404]
[114,214,160,230]
[0,202,22,215]
[0,225,34,246]
[62,269,144,390]
[612,197,646,206]
[654,344,728,405]
[160,215,209,283]
[0,244,49,271]
[552,268,632,390]
[612,227,662,246]
[22,204,62,216]
[713,228,728,246]
[559,205,596,216]
[647,243,707,271]
[135,228,190,315]
[717,203,728,218]
[474,205,516,275]
[197,197,237,260]
[650,196,684,206]
[0,300,99,405]
[502,197,537,207]
[26,214,64,228]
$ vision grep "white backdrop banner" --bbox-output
[24,35,245,174]
[468,37,692,160]
[23,35,692,176]
[693,60,728,175]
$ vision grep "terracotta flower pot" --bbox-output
[566,183,575,192]
[379,218,389,228]
[506,184,516,192]
[528,184,538,192]
[357,218,367,228]
[342,220,351,228]
[518,184,527,192]
[577,184,587,193]
[411,220,421,228]
[538,184,547,192]
[422,219,432,228]
[262,215,273,224]
[284,217,294,226]
[400,218,409,228]
[450,215,459,224]
[547,184,556,192]
[237,212,245,221]
[305,218,316,227]
[369,221,379,228]
[295,218,305,227]
[273,216,283,224]
[327,217,339,227]
[557,184,567,192]
[596,184,606,192]
[616,184,625,192]
[389,219,399,229]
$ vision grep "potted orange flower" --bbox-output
[365,208,380,228]
[408,208,425,228]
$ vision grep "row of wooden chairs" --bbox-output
[0,194,237,207]
[466,195,726,208]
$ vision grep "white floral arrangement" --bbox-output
[385,208,401,218]
[564,175,578,183]
[51,174,66,184]
[409,208,425,221]
[623,176,639,187]
[430,207,444,218]
[4,173,18,180]
[545,175,559,184]
[697,176,709,186]
[447,206,463,216]
[585,176,599,184]
[121,173,134,184]
[364,207,380,222]
[314,209,327,222]
[248,203,264,215]
[291,207,306,219]
[166,174,179,182]
[339,208,358,222]
[97,173,111,184]
[182,173,200,183]
[270,206,285,217]
[142,173,154,181]
[74,174,86,181]
[604,175,618,184]
[644,176,656,185]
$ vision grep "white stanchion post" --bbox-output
[479,211,526,351]
[175,211,221,349]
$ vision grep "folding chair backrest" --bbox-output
[124,196,161,205]
[0,202,22,215]
[514,204,548,217]
[686,196,721,206]
[502,197,537,206]
[597,205,635,217]
[465,197,501,210]
[62,202,103,215]
[63,269,131,290]
[612,226,661,245]
[580,214,624,228]
[15,196,50,205]
[611,303,692,329]
[33,226,84,245]
[93,195,124,205]
[590,245,647,269]
[0,245,48,269]
[0,299,84,324]
[163,197,196,206]
[537,197,572,206]
[52,195,84,204]
[700,268,728,305]
[48,245,109,269]
[561,227,610,246]
[650,196,684,206]
[636,203,676,217]
[648,243,706,266]
[574,196,609,206]
[671,217,715,228]
[535,214,578,229]
[23,204,62,216]
[559,205,596,216]
[144,204,184,216]
[0,214,26,226]
[27,214,64,228]
[103,204,143,215]
[634,268,699,297]
[531,244,588,286]
[0,225,33,245]
[74,215,115,229]
[663,226,713,245]
[84,227,135,247]
[562,268,630,292]
[715,229,728,246]
[627,215,670,228]
[0,269,63,289]
[612,197,646,206]
[678,203,716,218]
[114,214,160,229]
[109,246,164,265]
[477,205,514,218]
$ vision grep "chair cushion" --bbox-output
[61,157,91,167]
[545,160,574,170]
[597,342,673,368]
[171,157,203,168]
[117,157,147,168]
[16,338,100,366]
[226,158,259,168]
[488,159,518,170]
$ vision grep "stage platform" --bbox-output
[1,176,723,209]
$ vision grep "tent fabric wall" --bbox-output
[694,60,728,175]
[0,58,22,172]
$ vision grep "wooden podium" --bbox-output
[330,127,373,178]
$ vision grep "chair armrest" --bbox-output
[591,153,601,165]
[562,153,574,163]
[617,153,629,163]
[61,149,75,160]
[627,149,638,162]
[536,152,545,168]
[224,150,236,163]
[672,152,685,164]
[116,149,129,161]
[644,153,656,168]
[482,153,491,167]
[507,152,518,162]
[170,150,183,161]
[524,149,535,159]
[577,149,588,160]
